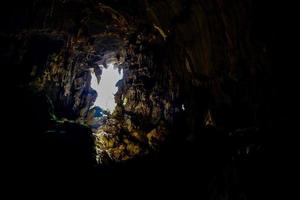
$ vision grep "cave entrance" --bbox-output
[91,63,123,113]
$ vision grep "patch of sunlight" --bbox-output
[90,63,123,113]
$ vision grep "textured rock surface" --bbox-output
[2,0,184,163]
[1,0,284,198]
[2,0,268,160]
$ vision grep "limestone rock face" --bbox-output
[3,0,268,166]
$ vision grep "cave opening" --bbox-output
[90,63,123,114]
[2,1,282,197]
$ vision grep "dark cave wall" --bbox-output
[2,0,185,162]
[0,1,277,198]
[1,0,269,160]
[145,0,268,131]
[2,0,269,127]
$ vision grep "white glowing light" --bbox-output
[182,104,185,111]
[90,64,123,113]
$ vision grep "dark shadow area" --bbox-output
[1,0,295,199]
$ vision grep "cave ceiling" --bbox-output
[2,0,269,165]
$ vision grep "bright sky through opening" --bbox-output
[90,64,123,113]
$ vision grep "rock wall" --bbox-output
[2,0,268,165]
